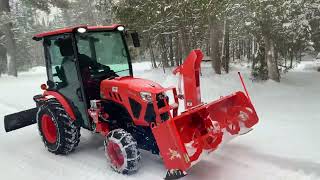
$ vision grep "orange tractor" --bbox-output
[4,25,259,179]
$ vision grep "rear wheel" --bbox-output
[104,129,140,174]
[37,99,81,154]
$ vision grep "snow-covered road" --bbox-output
[0,62,319,180]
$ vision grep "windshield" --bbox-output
[76,31,131,76]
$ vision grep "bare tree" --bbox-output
[0,0,17,76]
[221,19,230,73]
[264,35,280,82]
[261,17,280,82]
[210,16,223,74]
[0,40,6,76]
[147,34,157,68]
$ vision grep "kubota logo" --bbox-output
[167,148,181,160]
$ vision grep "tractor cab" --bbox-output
[33,25,138,129]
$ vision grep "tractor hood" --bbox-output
[122,77,164,92]
[100,76,165,100]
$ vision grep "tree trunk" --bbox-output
[169,34,174,66]
[206,27,211,56]
[0,31,6,76]
[232,42,235,62]
[210,16,222,74]
[87,0,96,25]
[221,19,226,72]
[252,36,256,60]
[148,36,157,68]
[107,0,113,24]
[0,0,17,77]
[264,35,280,82]
[224,19,230,73]
[62,9,72,25]
[180,26,189,59]
[160,34,169,68]
[175,33,182,66]
[248,39,251,62]
[289,48,293,68]
[237,40,241,59]
[0,44,6,76]
[243,40,246,58]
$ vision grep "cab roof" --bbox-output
[33,24,122,41]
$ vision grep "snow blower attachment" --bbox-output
[152,50,259,179]
[3,25,258,180]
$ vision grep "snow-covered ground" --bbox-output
[0,61,320,180]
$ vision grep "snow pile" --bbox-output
[294,60,320,72]
[0,61,319,180]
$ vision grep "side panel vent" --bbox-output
[129,98,142,119]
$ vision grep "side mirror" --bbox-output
[131,32,140,47]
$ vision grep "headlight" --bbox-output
[77,27,87,33]
[140,92,152,102]
[117,26,125,31]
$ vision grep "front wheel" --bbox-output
[104,129,140,174]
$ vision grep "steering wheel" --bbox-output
[89,64,118,80]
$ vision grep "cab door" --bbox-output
[43,34,91,129]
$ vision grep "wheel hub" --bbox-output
[41,114,57,144]
[106,141,124,169]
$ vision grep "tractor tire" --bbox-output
[36,98,81,155]
[104,129,140,174]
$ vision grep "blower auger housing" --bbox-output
[4,24,259,179]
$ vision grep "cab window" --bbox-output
[76,31,130,77]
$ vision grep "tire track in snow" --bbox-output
[0,99,21,112]
[191,144,320,180]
